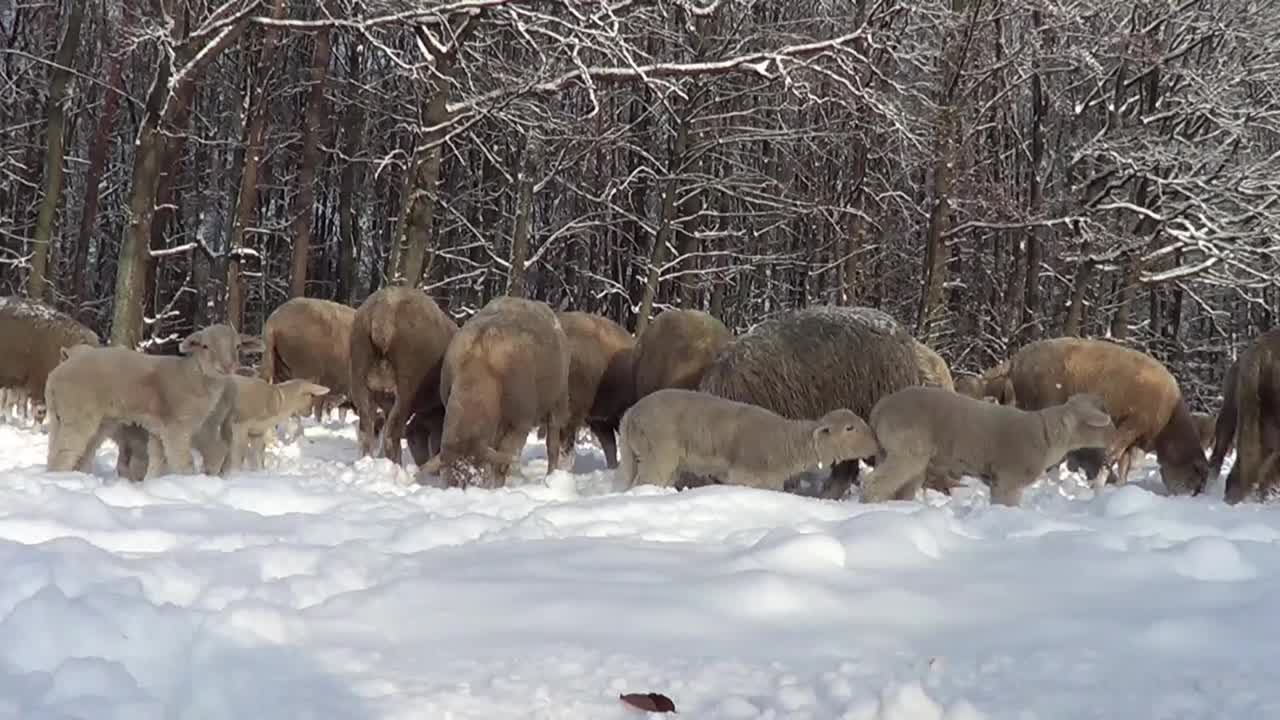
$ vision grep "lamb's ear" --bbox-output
[237,334,265,354]
[304,383,330,397]
[59,346,71,362]
[1069,396,1113,428]
[179,331,205,355]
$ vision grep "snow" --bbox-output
[0,415,1278,719]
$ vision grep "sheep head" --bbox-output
[1062,393,1116,448]
[277,380,331,418]
[180,324,263,376]
[812,408,878,467]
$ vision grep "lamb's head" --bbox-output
[179,324,265,376]
[812,408,878,467]
[954,375,983,399]
[1061,393,1116,448]
[58,343,96,363]
[277,380,330,418]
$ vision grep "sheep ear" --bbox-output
[1080,407,1113,428]
[238,334,265,353]
[305,383,330,397]
[179,331,204,354]
[59,346,71,361]
[813,425,832,440]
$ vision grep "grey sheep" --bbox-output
[1005,337,1208,495]
[1208,329,1280,503]
[861,386,1116,506]
[44,325,260,476]
[551,311,636,469]
[617,388,878,492]
[697,305,922,500]
[418,296,571,489]
[632,309,732,401]
[0,296,100,423]
[348,286,457,465]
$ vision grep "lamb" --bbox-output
[617,388,878,491]
[260,297,356,433]
[551,311,636,469]
[1207,330,1280,503]
[1004,337,1208,495]
[954,359,1015,404]
[348,286,457,465]
[912,339,955,391]
[860,386,1116,506]
[631,309,732,402]
[0,296,100,423]
[418,296,571,489]
[44,324,261,476]
[697,306,921,500]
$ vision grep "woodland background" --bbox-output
[3,0,1280,412]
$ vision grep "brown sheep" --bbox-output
[550,311,636,470]
[45,325,259,476]
[260,298,356,430]
[912,339,955,391]
[348,286,457,465]
[1005,337,1208,496]
[862,387,1116,506]
[697,306,922,500]
[618,388,879,491]
[0,296,100,423]
[418,296,571,489]
[632,309,732,402]
[1208,330,1280,503]
[1191,411,1217,453]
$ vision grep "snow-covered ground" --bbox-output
[0,416,1277,720]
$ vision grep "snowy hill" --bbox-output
[0,417,1276,719]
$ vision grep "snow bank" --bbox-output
[0,420,1277,718]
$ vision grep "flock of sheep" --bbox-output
[0,290,1273,506]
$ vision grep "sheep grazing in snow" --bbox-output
[631,309,732,402]
[697,305,921,499]
[861,386,1116,506]
[116,375,330,475]
[44,324,260,476]
[550,311,636,469]
[1208,329,1280,503]
[617,388,878,491]
[0,296,100,424]
[954,359,1015,405]
[418,296,571,489]
[1004,337,1208,496]
[260,297,356,436]
[912,339,955,391]
[348,286,458,465]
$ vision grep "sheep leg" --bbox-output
[892,471,928,502]
[46,416,97,474]
[587,419,619,469]
[990,473,1031,507]
[820,460,861,500]
[379,393,414,466]
[75,424,109,474]
[494,425,530,488]
[157,430,196,474]
[616,439,639,489]
[639,454,680,489]
[860,453,930,504]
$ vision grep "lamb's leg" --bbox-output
[47,415,97,474]
[76,424,109,474]
[495,425,531,488]
[892,470,927,501]
[143,435,168,479]
[587,419,619,469]
[616,438,639,489]
[543,419,564,478]
[821,460,861,500]
[990,473,1032,507]
[380,393,413,466]
[860,452,930,504]
[157,430,196,474]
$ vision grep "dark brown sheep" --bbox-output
[1005,337,1207,495]
[348,286,457,465]
[0,296,100,422]
[632,309,732,402]
[697,305,921,499]
[551,311,636,469]
[1208,330,1280,503]
[260,297,357,436]
[419,296,571,489]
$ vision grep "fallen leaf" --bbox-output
[619,692,677,713]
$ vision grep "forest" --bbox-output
[2,0,1279,411]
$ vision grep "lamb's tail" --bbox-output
[369,295,401,353]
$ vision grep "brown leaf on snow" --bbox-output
[619,692,677,713]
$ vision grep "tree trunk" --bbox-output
[290,23,332,298]
[71,49,124,318]
[396,85,449,287]
[1064,245,1093,337]
[226,0,288,330]
[29,0,85,302]
[634,112,690,335]
[918,105,956,338]
[335,37,366,304]
[506,135,541,297]
[1020,8,1048,343]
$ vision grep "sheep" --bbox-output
[550,311,636,470]
[260,297,356,437]
[912,339,955,391]
[44,324,261,476]
[1192,411,1217,452]
[860,386,1116,506]
[418,296,571,489]
[632,309,732,402]
[1004,337,1208,495]
[348,286,457,465]
[954,360,1015,404]
[616,388,878,491]
[0,296,100,423]
[1208,330,1280,503]
[697,305,922,500]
